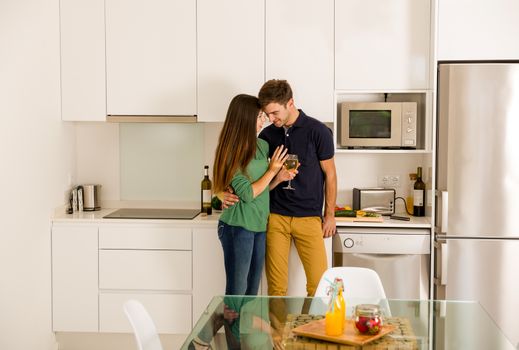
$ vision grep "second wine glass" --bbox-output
[282,154,298,190]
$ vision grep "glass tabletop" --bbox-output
[181,296,515,350]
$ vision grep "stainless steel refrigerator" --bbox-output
[435,62,519,348]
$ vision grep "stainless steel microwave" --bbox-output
[340,102,417,148]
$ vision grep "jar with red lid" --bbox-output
[354,304,383,335]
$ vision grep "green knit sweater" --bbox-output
[219,138,270,232]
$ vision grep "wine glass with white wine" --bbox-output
[282,154,298,190]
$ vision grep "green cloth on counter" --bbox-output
[219,138,270,232]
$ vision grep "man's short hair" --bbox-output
[258,79,293,107]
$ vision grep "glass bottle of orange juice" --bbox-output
[337,279,346,330]
[325,278,345,336]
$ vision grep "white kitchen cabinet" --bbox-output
[437,0,519,60]
[97,224,193,332]
[105,0,196,116]
[266,0,334,122]
[99,223,192,296]
[335,0,431,91]
[59,0,106,121]
[197,0,264,122]
[52,225,98,331]
[99,225,192,250]
[51,222,196,334]
[192,227,226,322]
[99,250,192,290]
[99,292,192,333]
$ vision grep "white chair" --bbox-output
[123,299,163,350]
[310,267,390,316]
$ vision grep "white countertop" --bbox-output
[336,215,431,228]
[52,207,220,226]
[52,207,431,228]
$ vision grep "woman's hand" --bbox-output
[268,145,289,173]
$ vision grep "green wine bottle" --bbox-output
[201,165,212,215]
[413,167,425,217]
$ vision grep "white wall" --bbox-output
[77,119,425,214]
[74,122,222,205]
[0,1,75,350]
[334,153,430,213]
[75,122,120,201]
[203,122,223,174]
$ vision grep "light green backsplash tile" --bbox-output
[120,123,204,201]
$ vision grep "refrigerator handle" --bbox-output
[440,241,448,285]
[441,191,448,234]
[434,240,449,286]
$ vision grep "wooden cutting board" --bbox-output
[335,216,384,223]
[292,319,395,346]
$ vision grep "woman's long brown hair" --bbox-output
[213,94,261,194]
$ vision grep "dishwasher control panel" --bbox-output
[333,229,430,255]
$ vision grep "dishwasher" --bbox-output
[333,227,431,299]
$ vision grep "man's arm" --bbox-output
[320,157,337,238]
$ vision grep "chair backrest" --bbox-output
[310,267,390,316]
[314,267,387,299]
[123,299,163,350]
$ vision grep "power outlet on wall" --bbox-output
[378,174,401,188]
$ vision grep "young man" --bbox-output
[258,79,337,296]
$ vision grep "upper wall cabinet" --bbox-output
[438,0,519,60]
[197,0,264,122]
[266,0,334,122]
[335,0,431,91]
[60,0,106,121]
[105,0,196,116]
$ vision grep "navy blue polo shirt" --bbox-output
[259,110,334,217]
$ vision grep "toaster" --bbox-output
[353,188,395,215]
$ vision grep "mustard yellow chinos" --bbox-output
[265,213,328,296]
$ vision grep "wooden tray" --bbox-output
[335,216,384,223]
[292,319,395,346]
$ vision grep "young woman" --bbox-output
[213,94,290,295]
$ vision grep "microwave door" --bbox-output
[341,103,401,148]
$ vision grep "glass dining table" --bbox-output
[181,296,515,350]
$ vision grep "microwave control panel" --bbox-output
[401,102,417,147]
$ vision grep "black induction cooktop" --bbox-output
[103,208,201,220]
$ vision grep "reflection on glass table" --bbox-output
[181,296,515,350]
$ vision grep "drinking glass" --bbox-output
[283,154,298,190]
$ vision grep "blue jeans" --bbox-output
[217,221,266,295]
